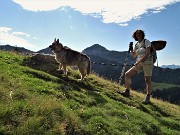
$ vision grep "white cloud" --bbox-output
[119,23,128,27]
[0,27,12,33]
[32,36,39,40]
[0,27,36,48]
[12,0,180,25]
[12,32,31,37]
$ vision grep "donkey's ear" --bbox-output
[57,39,59,43]
[54,38,56,42]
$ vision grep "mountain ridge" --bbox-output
[161,64,180,69]
[1,44,179,68]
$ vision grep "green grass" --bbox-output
[0,50,180,135]
[152,82,180,90]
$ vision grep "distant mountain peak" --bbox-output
[161,64,180,69]
[84,44,108,52]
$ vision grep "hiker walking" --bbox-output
[122,29,154,104]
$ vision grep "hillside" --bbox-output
[82,44,180,104]
[0,50,180,135]
[1,44,180,104]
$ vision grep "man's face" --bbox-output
[136,31,142,39]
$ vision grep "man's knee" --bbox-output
[125,70,136,79]
[145,76,151,82]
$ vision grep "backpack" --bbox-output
[149,42,157,64]
[135,39,166,65]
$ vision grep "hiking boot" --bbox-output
[142,95,150,104]
[121,89,130,97]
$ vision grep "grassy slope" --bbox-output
[0,51,179,135]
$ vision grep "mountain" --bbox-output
[82,44,135,81]
[83,44,135,64]
[161,64,180,69]
[0,44,53,54]
[0,44,34,53]
[37,47,53,54]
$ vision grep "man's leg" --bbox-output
[125,69,137,90]
[145,76,152,95]
[143,61,153,104]
[142,76,152,104]
[121,68,137,96]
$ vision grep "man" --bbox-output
[122,29,154,104]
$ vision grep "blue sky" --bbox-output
[0,0,180,66]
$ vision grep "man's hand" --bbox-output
[129,42,133,52]
[134,62,138,66]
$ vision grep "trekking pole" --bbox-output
[119,42,133,85]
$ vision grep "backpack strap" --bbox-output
[135,39,146,50]
[143,39,146,49]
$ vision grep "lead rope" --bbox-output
[119,42,132,85]
[156,53,158,67]
[119,54,129,85]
